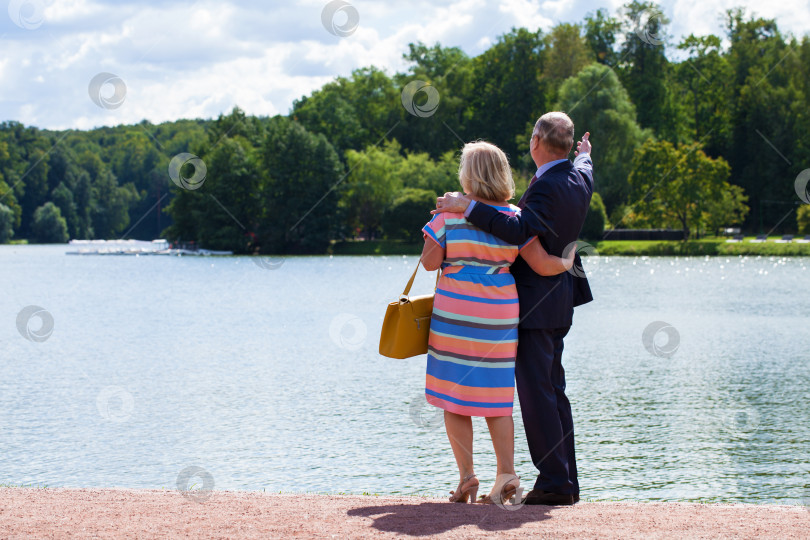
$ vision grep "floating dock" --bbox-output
[65,239,233,256]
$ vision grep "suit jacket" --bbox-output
[467,153,594,329]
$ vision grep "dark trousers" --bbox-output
[516,327,578,495]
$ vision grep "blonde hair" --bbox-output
[458,141,515,202]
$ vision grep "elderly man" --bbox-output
[433,112,594,505]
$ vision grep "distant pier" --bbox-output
[66,239,233,256]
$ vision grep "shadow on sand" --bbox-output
[347,501,552,536]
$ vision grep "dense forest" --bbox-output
[1,2,809,253]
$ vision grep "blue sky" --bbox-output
[0,0,807,130]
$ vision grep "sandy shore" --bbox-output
[1,488,807,539]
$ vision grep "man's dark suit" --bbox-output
[466,153,594,496]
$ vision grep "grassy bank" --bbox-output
[594,237,810,256]
[332,237,810,256]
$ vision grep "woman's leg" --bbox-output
[485,415,516,478]
[444,411,474,479]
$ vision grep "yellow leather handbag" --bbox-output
[379,260,440,359]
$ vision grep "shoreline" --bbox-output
[1,488,807,539]
[4,239,810,257]
[330,238,810,257]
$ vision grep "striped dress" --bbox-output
[422,205,536,417]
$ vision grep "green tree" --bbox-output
[513,168,532,203]
[292,85,364,155]
[46,144,71,194]
[702,184,749,236]
[584,8,621,66]
[396,149,459,196]
[724,8,803,232]
[618,1,677,138]
[31,202,69,243]
[628,139,738,238]
[581,192,607,240]
[163,108,261,251]
[556,63,648,214]
[543,23,591,87]
[205,136,262,252]
[396,43,473,157]
[342,141,404,239]
[0,203,14,243]
[383,188,437,242]
[469,28,547,161]
[798,205,810,235]
[91,170,139,238]
[113,132,161,188]
[259,117,344,253]
[17,144,51,239]
[676,34,732,151]
[111,132,164,239]
[0,178,22,231]
[292,67,399,156]
[166,137,261,253]
[72,171,93,238]
[51,182,79,238]
[203,107,264,149]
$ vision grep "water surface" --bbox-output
[1,246,808,503]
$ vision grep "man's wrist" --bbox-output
[463,199,476,218]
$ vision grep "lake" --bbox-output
[1,245,808,504]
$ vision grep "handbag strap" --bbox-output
[402,259,441,297]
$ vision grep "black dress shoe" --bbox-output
[522,489,575,506]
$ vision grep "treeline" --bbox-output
[0,119,208,244]
[1,1,809,251]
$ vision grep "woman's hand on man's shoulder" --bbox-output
[432,192,472,215]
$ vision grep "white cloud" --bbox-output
[44,0,104,23]
[0,0,807,130]
[669,0,810,42]
[500,0,553,29]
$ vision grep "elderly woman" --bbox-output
[421,141,574,504]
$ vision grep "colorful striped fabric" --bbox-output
[422,205,536,417]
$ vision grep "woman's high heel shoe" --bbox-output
[449,473,479,503]
[478,474,520,505]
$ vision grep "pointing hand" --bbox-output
[575,132,591,157]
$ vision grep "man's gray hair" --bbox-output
[532,112,575,155]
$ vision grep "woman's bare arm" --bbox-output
[421,235,445,271]
[519,238,575,276]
